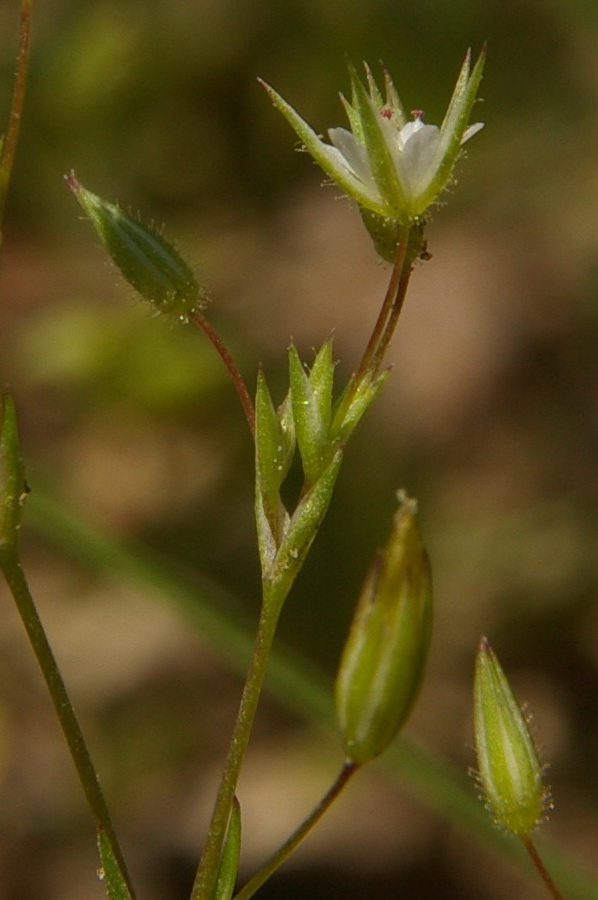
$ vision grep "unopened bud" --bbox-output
[335,492,433,765]
[66,171,206,321]
[473,637,550,836]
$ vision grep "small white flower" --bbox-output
[260,50,485,228]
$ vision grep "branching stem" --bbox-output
[234,761,358,900]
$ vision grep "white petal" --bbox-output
[316,141,384,207]
[397,117,426,148]
[328,127,376,188]
[399,124,441,197]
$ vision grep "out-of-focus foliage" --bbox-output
[2,1,598,899]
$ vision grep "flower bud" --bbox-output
[335,492,433,765]
[473,637,550,836]
[66,171,206,321]
[0,394,28,558]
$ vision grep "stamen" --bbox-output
[380,107,393,119]
[411,109,425,121]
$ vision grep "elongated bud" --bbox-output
[473,637,550,836]
[0,394,28,558]
[66,171,206,321]
[335,492,433,765]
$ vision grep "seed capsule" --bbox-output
[335,492,433,765]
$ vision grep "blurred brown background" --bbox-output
[1,0,598,898]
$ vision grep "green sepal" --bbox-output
[255,369,286,502]
[289,340,334,486]
[332,369,389,444]
[415,48,486,215]
[97,829,134,900]
[0,393,28,560]
[359,208,403,264]
[255,369,292,563]
[210,797,242,900]
[258,80,382,214]
[347,65,407,217]
[335,493,433,765]
[267,447,343,597]
[66,172,204,321]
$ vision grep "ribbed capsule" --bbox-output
[473,637,549,836]
[335,492,433,765]
[66,171,206,321]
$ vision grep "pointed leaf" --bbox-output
[348,66,407,215]
[289,343,333,486]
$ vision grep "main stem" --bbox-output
[190,588,284,900]
[234,760,358,900]
[0,551,135,899]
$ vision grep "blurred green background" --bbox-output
[2,0,598,898]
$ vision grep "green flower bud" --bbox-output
[66,171,206,321]
[0,394,28,559]
[335,492,433,765]
[473,637,550,836]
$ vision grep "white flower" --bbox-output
[260,50,485,226]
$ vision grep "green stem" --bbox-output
[0,0,32,239]
[234,760,358,900]
[522,836,565,900]
[0,549,136,899]
[190,586,285,900]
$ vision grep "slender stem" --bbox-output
[191,311,255,439]
[0,0,32,237]
[234,760,358,900]
[0,550,136,899]
[522,836,565,900]
[368,260,414,375]
[190,588,285,900]
[352,228,410,385]
[333,228,411,432]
